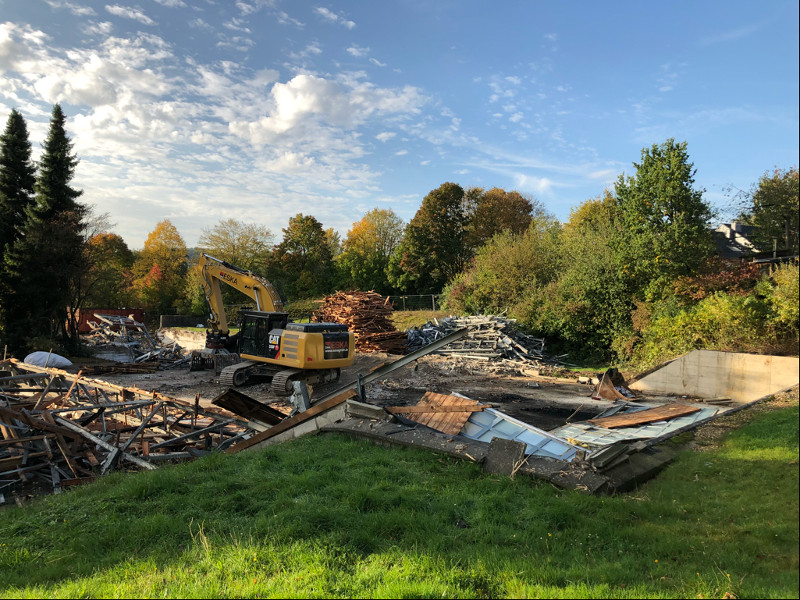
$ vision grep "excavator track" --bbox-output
[270,368,304,396]
[218,360,258,387]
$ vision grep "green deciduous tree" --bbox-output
[338,208,404,294]
[520,192,632,358]
[197,219,273,273]
[443,214,562,315]
[83,232,135,308]
[388,182,469,294]
[267,213,333,299]
[611,139,715,301]
[4,104,86,352]
[132,220,188,315]
[0,109,37,351]
[744,167,799,255]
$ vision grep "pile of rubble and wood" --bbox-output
[313,291,407,354]
[0,358,262,504]
[80,314,188,371]
[407,315,568,375]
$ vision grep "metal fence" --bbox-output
[386,294,441,311]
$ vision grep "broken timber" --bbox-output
[0,358,259,502]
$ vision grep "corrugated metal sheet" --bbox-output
[460,408,583,461]
[551,406,719,449]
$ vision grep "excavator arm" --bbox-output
[198,253,284,335]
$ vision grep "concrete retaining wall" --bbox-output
[629,350,799,402]
[159,328,207,351]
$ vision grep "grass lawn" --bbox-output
[1,395,797,598]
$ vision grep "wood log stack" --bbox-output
[313,291,407,354]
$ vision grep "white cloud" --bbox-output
[509,113,523,123]
[105,5,155,26]
[347,45,369,57]
[369,57,386,67]
[315,7,355,29]
[189,18,213,31]
[45,1,97,16]
[395,149,408,156]
[376,132,396,142]
[154,0,187,7]
[82,21,114,36]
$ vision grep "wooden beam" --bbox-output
[226,389,356,453]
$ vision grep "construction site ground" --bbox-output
[70,352,606,431]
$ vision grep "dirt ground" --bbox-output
[80,352,613,432]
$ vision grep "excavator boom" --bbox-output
[199,253,284,335]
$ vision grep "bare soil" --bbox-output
[74,352,615,432]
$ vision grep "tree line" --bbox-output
[0,107,797,364]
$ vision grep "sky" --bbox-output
[1,1,798,249]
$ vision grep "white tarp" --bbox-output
[23,351,72,368]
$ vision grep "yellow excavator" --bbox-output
[190,253,354,395]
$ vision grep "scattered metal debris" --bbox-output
[406,315,567,373]
[80,314,188,369]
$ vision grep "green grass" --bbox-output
[1,403,797,598]
[391,310,452,331]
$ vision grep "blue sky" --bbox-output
[1,1,797,249]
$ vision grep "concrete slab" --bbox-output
[630,350,799,403]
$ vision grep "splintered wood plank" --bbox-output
[396,392,482,436]
[587,404,701,429]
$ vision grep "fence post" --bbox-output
[431,295,436,311]
[402,296,406,310]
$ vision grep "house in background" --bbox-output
[712,221,758,259]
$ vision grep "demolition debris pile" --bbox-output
[0,359,257,503]
[81,314,187,371]
[407,315,567,374]
[313,291,407,354]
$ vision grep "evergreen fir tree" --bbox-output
[0,109,37,352]
[4,104,85,352]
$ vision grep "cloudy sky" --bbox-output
[1,1,798,249]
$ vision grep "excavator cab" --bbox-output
[238,311,289,358]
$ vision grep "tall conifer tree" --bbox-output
[0,109,37,351]
[4,104,85,351]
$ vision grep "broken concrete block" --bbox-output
[346,399,393,421]
[484,437,527,476]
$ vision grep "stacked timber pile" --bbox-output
[81,314,188,369]
[313,291,407,354]
[407,315,567,374]
[0,359,260,503]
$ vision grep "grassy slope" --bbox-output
[1,401,797,598]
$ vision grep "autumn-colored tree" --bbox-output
[464,187,539,251]
[267,214,333,299]
[132,220,188,315]
[388,182,468,293]
[338,208,404,294]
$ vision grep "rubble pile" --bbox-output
[81,314,188,370]
[0,359,258,503]
[407,315,567,373]
[313,291,407,354]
